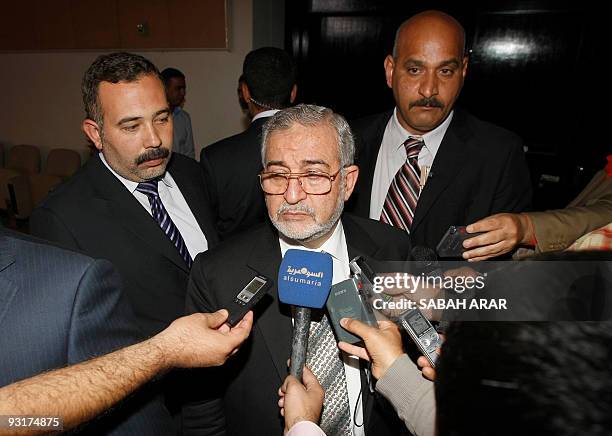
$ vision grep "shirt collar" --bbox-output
[278,219,346,262]
[390,107,453,155]
[252,109,280,122]
[98,152,174,194]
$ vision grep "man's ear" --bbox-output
[241,81,252,103]
[384,55,395,89]
[290,84,297,104]
[82,119,103,151]
[343,165,360,201]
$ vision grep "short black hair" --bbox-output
[82,52,160,126]
[243,47,297,109]
[435,322,612,435]
[160,67,186,86]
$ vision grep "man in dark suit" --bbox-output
[0,228,174,434]
[348,10,531,251]
[0,228,253,434]
[184,105,413,435]
[201,47,297,240]
[30,52,218,338]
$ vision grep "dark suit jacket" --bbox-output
[0,229,174,435]
[30,152,219,337]
[200,117,269,240]
[348,109,532,250]
[183,214,411,435]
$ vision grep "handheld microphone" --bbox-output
[278,249,333,379]
[410,246,442,277]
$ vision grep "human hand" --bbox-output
[416,334,444,381]
[463,213,534,261]
[154,310,253,369]
[278,366,324,435]
[337,319,403,379]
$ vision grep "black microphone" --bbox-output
[410,246,442,277]
[277,250,333,379]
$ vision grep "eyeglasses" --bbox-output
[258,168,345,195]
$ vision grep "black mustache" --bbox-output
[135,147,170,165]
[409,98,443,109]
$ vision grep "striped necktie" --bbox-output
[136,179,193,268]
[306,311,352,436]
[380,137,425,231]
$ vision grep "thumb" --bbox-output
[207,309,229,328]
[301,366,320,390]
[340,317,371,339]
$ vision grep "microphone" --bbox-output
[278,249,333,379]
[410,246,442,277]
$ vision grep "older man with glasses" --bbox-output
[183,104,412,436]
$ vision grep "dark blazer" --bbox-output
[0,229,174,435]
[348,109,532,250]
[183,214,411,435]
[200,117,269,241]
[200,118,268,240]
[30,153,219,337]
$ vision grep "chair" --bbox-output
[6,144,41,175]
[8,148,82,219]
[45,148,81,178]
[0,143,4,167]
[0,145,42,212]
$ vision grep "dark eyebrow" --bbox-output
[403,58,460,68]
[117,116,141,125]
[117,109,170,125]
[438,59,460,68]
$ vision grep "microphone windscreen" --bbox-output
[278,249,333,308]
[411,245,440,274]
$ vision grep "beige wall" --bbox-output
[0,0,252,165]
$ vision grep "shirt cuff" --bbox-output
[287,420,326,436]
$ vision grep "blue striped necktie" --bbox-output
[136,179,193,268]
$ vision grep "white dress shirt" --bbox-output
[99,153,208,258]
[369,108,453,220]
[279,221,365,436]
[172,106,195,159]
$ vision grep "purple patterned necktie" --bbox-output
[136,179,193,268]
[380,137,425,231]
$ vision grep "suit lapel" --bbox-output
[354,112,392,218]
[246,223,293,379]
[411,112,470,233]
[86,155,189,273]
[168,157,219,247]
[0,233,19,328]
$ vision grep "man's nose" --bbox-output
[283,177,307,204]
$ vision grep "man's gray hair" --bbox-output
[261,104,355,168]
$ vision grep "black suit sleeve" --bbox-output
[182,255,227,436]
[200,148,220,229]
[491,139,532,213]
[30,206,80,251]
[70,259,175,435]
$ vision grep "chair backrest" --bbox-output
[7,144,40,174]
[46,148,82,178]
[0,168,22,211]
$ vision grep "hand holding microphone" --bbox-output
[278,249,333,379]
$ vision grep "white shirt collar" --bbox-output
[390,107,453,156]
[252,109,280,122]
[98,152,174,193]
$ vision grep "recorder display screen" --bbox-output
[408,311,430,335]
[238,277,266,302]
